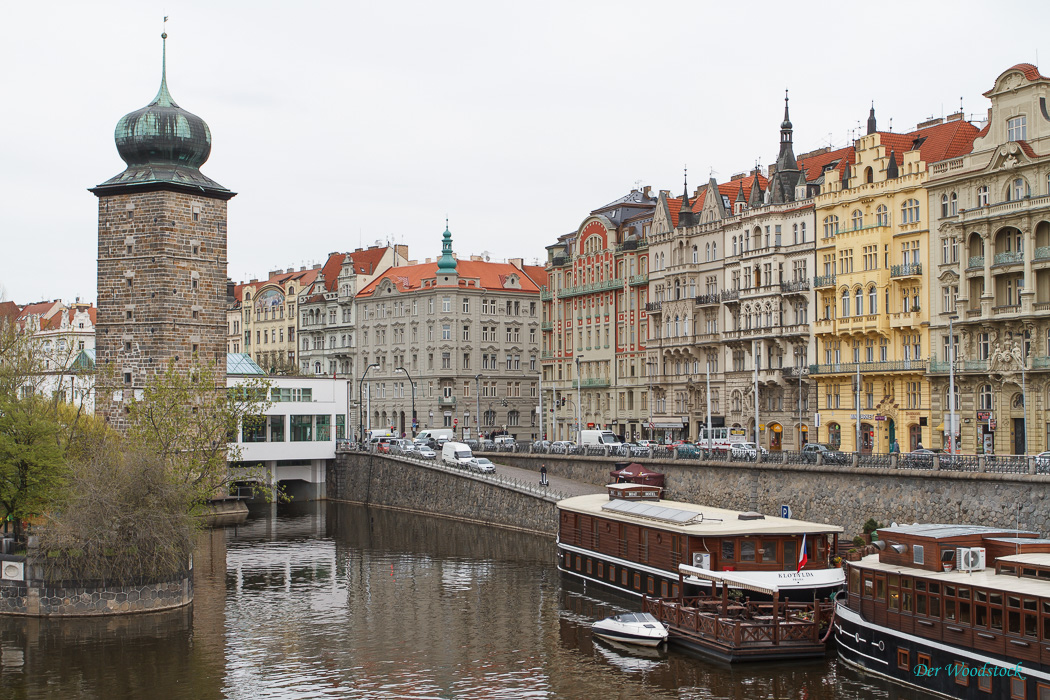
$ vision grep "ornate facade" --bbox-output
[927,63,1050,455]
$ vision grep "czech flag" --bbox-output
[797,534,808,572]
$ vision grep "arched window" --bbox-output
[703,243,708,262]
[977,186,989,207]
[941,194,949,218]
[732,236,738,255]
[852,209,864,230]
[694,245,700,263]
[800,221,806,242]
[979,384,993,410]
[1009,178,1029,201]
[828,423,841,449]
[950,192,958,216]
[865,167,874,184]
[876,205,888,226]
[674,316,680,336]
[674,279,681,300]
[901,199,920,224]
[841,289,850,317]
[855,287,864,316]
[868,285,877,314]
[712,242,717,259]
[793,224,798,244]
[823,215,839,238]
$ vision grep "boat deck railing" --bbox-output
[643,596,831,648]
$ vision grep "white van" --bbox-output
[442,441,474,467]
[417,429,454,443]
[580,430,623,448]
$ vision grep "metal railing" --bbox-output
[810,359,927,374]
[967,256,984,269]
[890,263,922,278]
[695,293,721,305]
[813,274,836,288]
[993,251,1024,265]
[780,279,811,294]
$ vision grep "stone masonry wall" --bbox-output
[329,452,558,536]
[0,571,192,617]
[96,189,228,429]
[485,453,1050,538]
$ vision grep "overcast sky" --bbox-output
[4,0,1050,304]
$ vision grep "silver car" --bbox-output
[469,457,496,473]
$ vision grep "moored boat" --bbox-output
[837,523,1050,699]
[591,611,668,647]
[556,483,845,602]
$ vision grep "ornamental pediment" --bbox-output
[986,142,1033,172]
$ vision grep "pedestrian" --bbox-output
[540,464,548,486]
[890,440,899,454]
[916,442,924,451]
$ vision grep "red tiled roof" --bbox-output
[1007,63,1046,82]
[874,119,980,166]
[666,197,684,227]
[522,265,549,288]
[0,301,18,324]
[87,306,97,325]
[798,145,855,183]
[1017,140,1039,159]
[975,122,990,139]
[358,260,543,298]
[15,301,59,320]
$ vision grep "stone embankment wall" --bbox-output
[485,453,1050,537]
[329,452,558,536]
[0,571,192,616]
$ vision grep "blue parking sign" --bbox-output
[781,505,791,519]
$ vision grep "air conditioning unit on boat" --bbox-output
[1,560,24,581]
[956,547,986,572]
[692,552,711,570]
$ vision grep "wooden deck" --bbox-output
[643,596,832,662]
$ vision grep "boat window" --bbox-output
[875,576,886,601]
[1009,677,1025,699]
[977,674,992,693]
[953,662,969,688]
[990,592,1004,631]
[608,565,615,582]
[783,540,797,571]
[944,596,955,620]
[1024,600,1038,638]
[913,544,924,565]
[740,541,756,562]
[897,648,909,671]
[721,540,735,562]
[958,600,970,625]
[760,540,777,564]
[1043,601,1050,640]
[863,574,873,598]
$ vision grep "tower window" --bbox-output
[124,342,132,352]
[192,212,199,222]
[192,310,199,320]
[126,278,133,288]
[126,245,133,255]
[127,210,133,220]
[191,278,199,290]
[123,372,132,384]
[192,245,199,255]
[126,310,133,320]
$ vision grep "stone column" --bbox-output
[982,229,994,315]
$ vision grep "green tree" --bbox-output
[127,359,276,510]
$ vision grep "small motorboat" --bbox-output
[591,612,668,647]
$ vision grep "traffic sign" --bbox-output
[781,505,792,519]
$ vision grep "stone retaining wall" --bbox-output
[328,452,558,536]
[0,571,192,617]
[482,453,1050,538]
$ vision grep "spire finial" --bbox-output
[154,17,176,107]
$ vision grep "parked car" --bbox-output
[800,443,848,465]
[416,446,437,459]
[902,448,937,469]
[674,443,701,457]
[532,440,552,450]
[468,457,496,474]
[730,442,768,460]
[551,441,576,454]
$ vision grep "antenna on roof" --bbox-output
[889,117,893,131]
[960,96,964,113]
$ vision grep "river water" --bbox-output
[0,502,930,699]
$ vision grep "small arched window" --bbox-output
[855,288,864,316]
[876,205,888,226]
[712,242,717,259]
[941,194,949,218]
[949,192,958,216]
[901,199,920,224]
[852,209,863,230]
[793,224,798,244]
[868,285,877,314]
[823,215,839,238]
[694,245,700,263]
[977,186,989,207]
[1009,178,1029,201]
[841,289,850,317]
[703,243,708,262]
[732,236,738,255]
[865,167,874,184]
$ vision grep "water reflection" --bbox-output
[0,501,933,699]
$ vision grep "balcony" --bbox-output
[890,263,922,278]
[437,396,457,407]
[1032,356,1050,369]
[781,366,809,379]
[645,301,663,312]
[959,194,1050,223]
[541,350,554,359]
[992,304,1021,316]
[694,293,720,306]
[928,359,989,374]
[809,359,927,375]
[540,321,554,331]
[993,251,1023,266]
[814,317,835,333]
[551,256,569,267]
[780,279,811,294]
[721,289,740,303]
[1036,247,1050,261]
[967,256,984,270]
[629,273,649,286]
[540,288,553,301]
[889,309,922,328]
[814,274,836,289]
[616,239,648,252]
[740,284,781,298]
[557,278,624,299]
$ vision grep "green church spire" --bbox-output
[436,220,458,272]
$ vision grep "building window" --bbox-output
[979,384,993,410]
[875,205,888,226]
[851,209,863,230]
[901,199,920,224]
[977,186,989,207]
[841,289,850,317]
[822,215,839,238]
[1007,115,1027,141]
[1009,177,1029,201]
[868,285,877,314]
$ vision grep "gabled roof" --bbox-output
[522,265,549,288]
[873,119,980,167]
[798,145,855,183]
[244,268,320,294]
[315,247,392,293]
[358,260,543,298]
[0,301,19,324]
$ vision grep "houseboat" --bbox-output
[556,484,844,602]
[837,523,1050,699]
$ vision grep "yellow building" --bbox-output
[811,109,979,452]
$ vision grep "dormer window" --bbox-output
[1007,115,1027,141]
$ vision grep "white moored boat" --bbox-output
[591,612,668,647]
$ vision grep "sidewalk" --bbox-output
[488,459,604,498]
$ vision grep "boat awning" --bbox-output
[678,564,780,595]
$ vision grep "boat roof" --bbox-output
[557,494,843,536]
[850,553,1050,597]
[878,524,1038,539]
[998,553,1050,567]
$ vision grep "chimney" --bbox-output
[312,263,321,269]
[286,267,293,274]
[916,116,943,129]
[395,244,409,259]
[300,266,306,271]
[947,111,964,122]
[269,269,282,278]
[470,255,483,261]
[250,278,258,284]
[509,258,524,269]
[643,185,652,198]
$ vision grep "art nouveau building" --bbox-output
[296,245,407,377]
[239,266,320,374]
[541,188,655,441]
[927,63,1050,455]
[811,111,978,453]
[354,228,545,440]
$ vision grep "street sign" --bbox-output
[781,505,792,519]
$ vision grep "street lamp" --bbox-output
[395,366,416,437]
[358,362,379,442]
